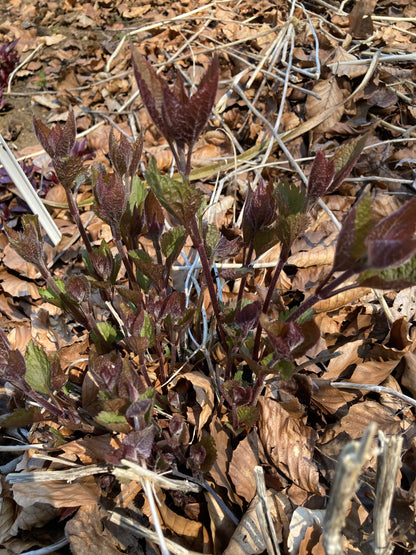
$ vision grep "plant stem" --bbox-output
[286,268,356,324]
[252,246,289,362]
[236,243,254,309]
[111,225,142,297]
[188,216,228,350]
[66,189,93,255]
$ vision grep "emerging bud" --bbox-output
[144,189,164,241]
[93,169,127,225]
[131,47,219,151]
[66,275,91,304]
[242,179,276,243]
[4,214,45,270]
[33,106,76,160]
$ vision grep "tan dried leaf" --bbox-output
[229,431,260,502]
[205,490,236,554]
[223,490,282,555]
[313,286,372,313]
[259,394,322,494]
[13,477,99,509]
[182,371,215,438]
[287,506,325,555]
[66,504,138,555]
[288,244,335,268]
[327,46,368,78]
[305,78,344,134]
[208,417,242,507]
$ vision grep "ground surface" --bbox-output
[1,0,416,554]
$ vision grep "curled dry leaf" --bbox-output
[229,431,260,503]
[287,506,325,555]
[223,490,285,555]
[327,46,368,79]
[258,393,323,494]
[305,78,344,134]
[13,477,99,509]
[66,504,140,555]
[313,286,371,313]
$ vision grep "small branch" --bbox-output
[330,382,416,408]
[373,432,403,555]
[323,423,377,555]
[254,466,281,555]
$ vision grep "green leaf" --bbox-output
[237,405,260,428]
[130,175,147,210]
[146,158,202,224]
[274,182,306,217]
[129,249,164,284]
[160,226,187,274]
[25,340,51,394]
[275,213,310,249]
[140,311,155,349]
[0,407,42,427]
[92,322,119,345]
[358,255,416,289]
[94,411,130,433]
[273,359,295,380]
[204,223,221,258]
[353,193,374,260]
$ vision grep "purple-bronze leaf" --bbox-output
[242,179,276,243]
[329,134,367,193]
[120,427,155,462]
[144,189,164,240]
[53,155,84,190]
[306,150,335,207]
[109,128,130,179]
[4,214,45,269]
[365,197,416,269]
[332,194,374,273]
[162,84,190,150]
[94,170,127,225]
[235,300,261,338]
[66,275,91,304]
[131,47,167,138]
[187,54,219,144]
[33,106,76,160]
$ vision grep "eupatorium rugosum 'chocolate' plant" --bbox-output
[3,48,416,456]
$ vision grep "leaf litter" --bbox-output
[0,0,416,553]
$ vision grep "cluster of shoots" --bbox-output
[2,46,416,468]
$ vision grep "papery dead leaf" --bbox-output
[313,287,372,313]
[223,490,282,555]
[288,244,335,268]
[208,417,241,507]
[259,393,322,494]
[66,504,140,555]
[327,47,368,79]
[9,501,56,538]
[305,79,344,134]
[287,506,325,555]
[176,371,214,438]
[13,477,99,509]
[229,431,260,502]
[150,488,209,552]
[205,490,236,554]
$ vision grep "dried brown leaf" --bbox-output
[229,431,260,503]
[305,78,344,134]
[258,393,322,494]
[13,477,99,509]
[66,504,139,555]
[313,286,372,313]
